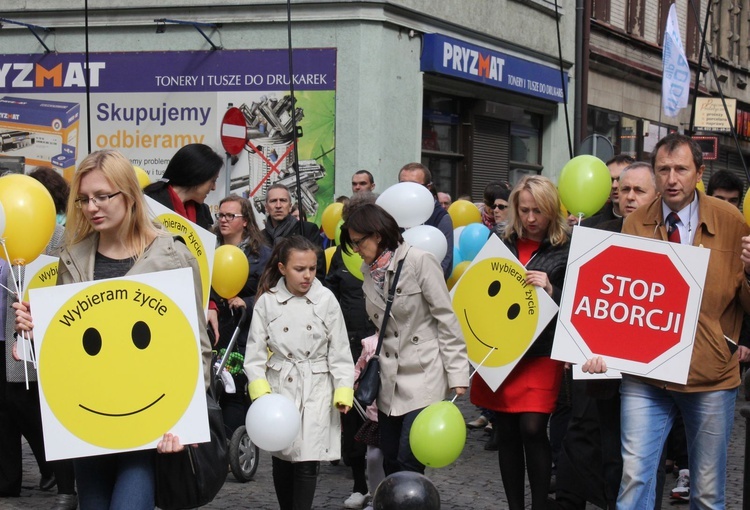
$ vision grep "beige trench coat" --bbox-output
[362,243,469,416]
[244,278,354,462]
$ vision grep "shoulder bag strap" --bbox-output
[373,257,406,357]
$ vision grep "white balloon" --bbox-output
[245,393,301,452]
[403,225,448,262]
[376,182,434,228]
[0,201,5,239]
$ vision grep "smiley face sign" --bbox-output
[451,235,559,391]
[30,268,208,460]
[145,196,216,313]
[453,258,539,367]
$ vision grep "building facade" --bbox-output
[586,0,750,182]
[1,0,576,210]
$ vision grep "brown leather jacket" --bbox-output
[622,191,750,392]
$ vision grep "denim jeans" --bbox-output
[74,450,155,510]
[618,376,736,510]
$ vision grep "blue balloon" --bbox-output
[459,223,490,261]
[452,246,463,273]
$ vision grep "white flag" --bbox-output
[662,4,691,117]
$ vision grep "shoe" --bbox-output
[40,473,57,491]
[466,415,489,429]
[51,493,78,510]
[484,422,493,434]
[344,492,368,509]
[670,469,690,500]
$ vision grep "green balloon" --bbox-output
[342,249,364,281]
[558,155,611,218]
[409,401,466,468]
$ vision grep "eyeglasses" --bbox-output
[488,203,508,211]
[215,213,242,221]
[350,234,371,249]
[75,192,122,208]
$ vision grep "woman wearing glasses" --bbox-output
[471,175,570,510]
[212,194,271,435]
[14,150,212,509]
[482,181,512,236]
[340,203,469,477]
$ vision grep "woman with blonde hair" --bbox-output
[470,175,571,510]
[15,149,212,510]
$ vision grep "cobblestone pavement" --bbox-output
[5,395,747,509]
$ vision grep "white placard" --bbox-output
[552,226,709,384]
[451,235,559,391]
[30,268,208,460]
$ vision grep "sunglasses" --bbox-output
[488,203,508,211]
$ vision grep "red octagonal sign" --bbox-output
[570,245,689,363]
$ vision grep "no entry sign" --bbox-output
[552,226,709,384]
[220,107,247,156]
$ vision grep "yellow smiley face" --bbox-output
[39,280,198,449]
[453,258,540,367]
[156,213,210,310]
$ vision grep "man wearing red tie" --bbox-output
[585,133,750,509]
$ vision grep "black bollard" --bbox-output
[372,471,440,510]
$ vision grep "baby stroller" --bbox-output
[212,308,260,483]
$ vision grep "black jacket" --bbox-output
[324,246,376,361]
[504,232,570,358]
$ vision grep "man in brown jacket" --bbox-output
[586,133,750,509]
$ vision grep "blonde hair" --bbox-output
[504,175,569,246]
[66,150,162,257]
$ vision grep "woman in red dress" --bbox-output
[471,175,571,510]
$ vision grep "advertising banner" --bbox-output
[0,49,337,221]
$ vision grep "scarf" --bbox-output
[264,215,300,245]
[481,205,495,229]
[369,249,394,292]
[166,185,197,224]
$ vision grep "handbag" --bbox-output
[354,258,405,406]
[155,392,228,510]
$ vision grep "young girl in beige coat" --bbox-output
[244,235,354,510]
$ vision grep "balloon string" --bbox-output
[1,240,33,388]
[577,212,583,224]
[452,347,496,403]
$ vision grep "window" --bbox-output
[686,0,701,60]
[626,0,646,37]
[421,92,464,198]
[592,0,611,22]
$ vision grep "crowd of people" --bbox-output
[2,132,749,510]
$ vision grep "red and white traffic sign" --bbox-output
[220,107,247,156]
[552,226,709,384]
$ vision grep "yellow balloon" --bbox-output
[743,192,750,227]
[212,245,250,299]
[321,203,344,240]
[696,180,705,193]
[447,260,471,291]
[133,166,151,189]
[447,200,480,228]
[324,246,336,273]
[0,174,56,265]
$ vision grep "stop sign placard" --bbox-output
[553,226,709,384]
